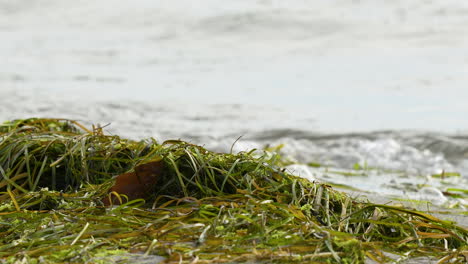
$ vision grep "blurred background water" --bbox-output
[1,0,468,208]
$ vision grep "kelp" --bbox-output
[0,118,466,263]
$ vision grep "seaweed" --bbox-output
[0,118,466,263]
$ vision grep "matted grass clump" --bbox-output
[0,118,466,263]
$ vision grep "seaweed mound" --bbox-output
[0,118,466,263]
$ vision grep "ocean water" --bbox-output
[1,0,467,221]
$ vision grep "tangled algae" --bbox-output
[0,118,466,263]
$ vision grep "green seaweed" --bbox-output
[0,118,467,263]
